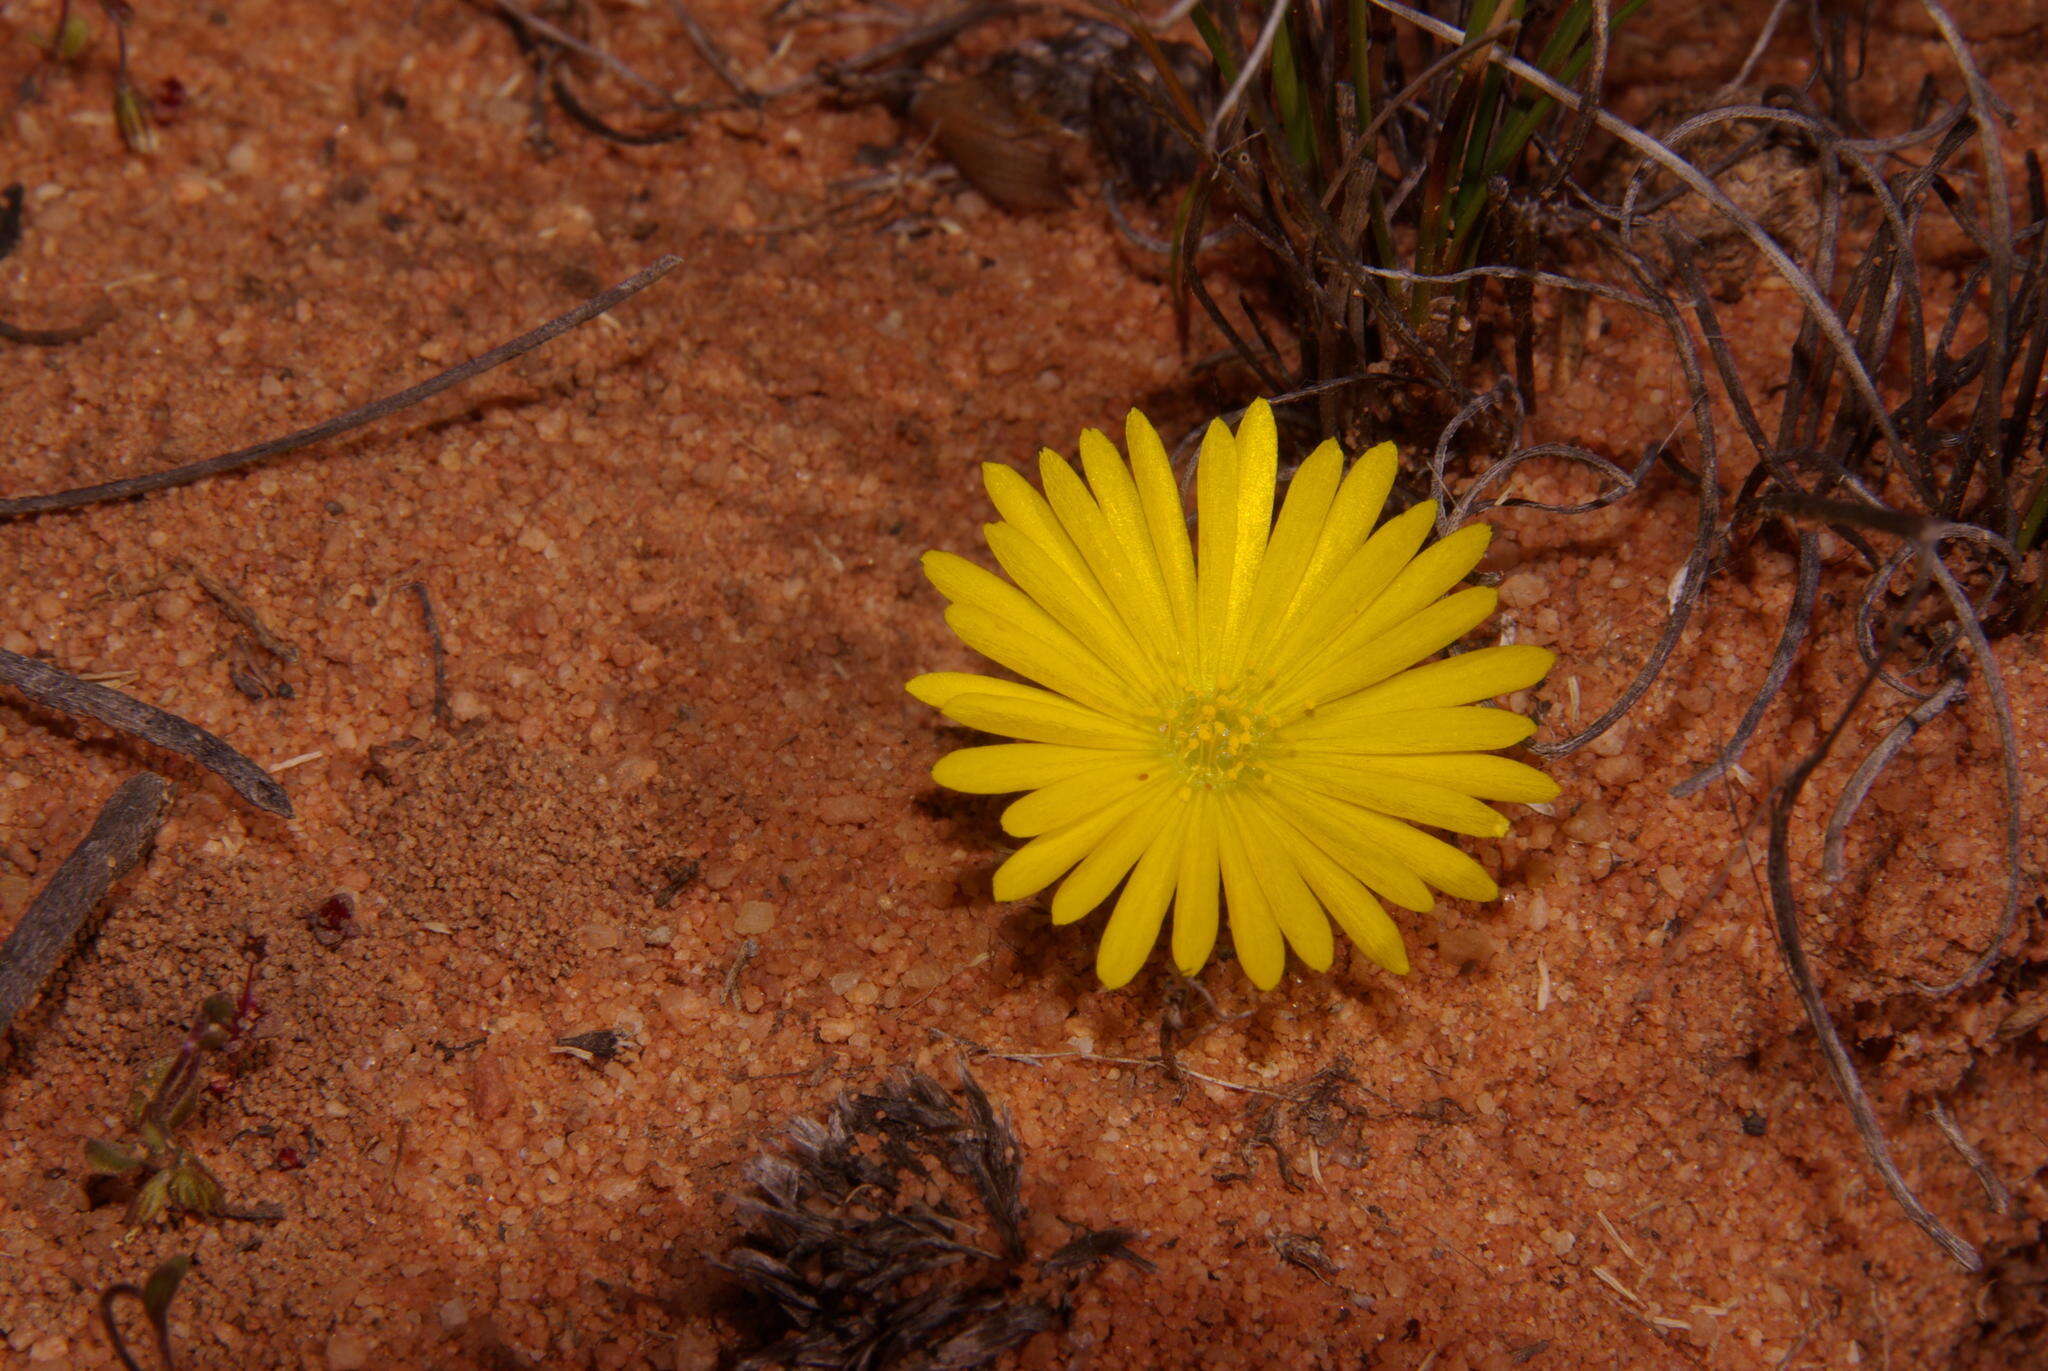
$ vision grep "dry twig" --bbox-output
[0,774,171,1039]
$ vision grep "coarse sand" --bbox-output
[2,3,2044,1369]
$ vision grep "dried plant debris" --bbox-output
[1107,0,2043,1269]
[717,1066,1146,1370]
[0,180,113,345]
[918,19,1213,209]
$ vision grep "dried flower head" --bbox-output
[910,401,1557,990]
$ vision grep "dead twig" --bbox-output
[1928,1098,2011,1215]
[0,256,681,519]
[723,937,760,1007]
[190,566,298,663]
[407,582,452,726]
[0,773,171,1039]
[0,183,114,347]
[0,650,289,815]
[1757,554,1982,1271]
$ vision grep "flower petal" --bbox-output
[907,671,1006,710]
[1229,438,1341,677]
[1299,441,1400,592]
[923,551,1128,707]
[1048,441,1179,668]
[1264,774,1437,911]
[1286,795,1498,902]
[1279,704,1537,755]
[1282,757,1510,837]
[1230,796,1334,971]
[1222,399,1279,655]
[1252,796,1410,973]
[937,686,1151,749]
[1193,417,1243,682]
[1262,500,1436,686]
[1003,758,1159,837]
[993,785,1155,901]
[1278,520,1490,693]
[985,521,1163,694]
[1171,792,1222,976]
[932,743,1128,795]
[1350,753,1561,804]
[1216,809,1286,990]
[1097,804,1190,988]
[1275,586,1500,719]
[943,603,1137,719]
[1334,644,1556,714]
[1126,409,1197,647]
[1051,783,1177,925]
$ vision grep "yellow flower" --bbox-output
[908,401,1558,990]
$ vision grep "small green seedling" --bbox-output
[85,939,264,1227]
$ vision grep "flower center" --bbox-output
[1161,689,1270,791]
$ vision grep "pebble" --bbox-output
[733,901,776,935]
[1436,926,1502,968]
[1498,572,1550,610]
[1591,754,1643,785]
[325,1330,371,1370]
[816,794,876,825]
[1562,802,1613,844]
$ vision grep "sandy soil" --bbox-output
[1,3,2043,1368]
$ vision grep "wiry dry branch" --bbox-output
[1120,0,2042,1269]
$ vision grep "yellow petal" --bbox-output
[1352,753,1560,804]
[1264,774,1437,911]
[1252,796,1410,973]
[1217,809,1285,990]
[923,551,1127,707]
[1278,521,1490,696]
[907,671,1005,710]
[1097,804,1190,988]
[1286,441,1399,617]
[1275,586,1500,720]
[1230,439,1341,675]
[1229,796,1334,971]
[1079,427,1186,668]
[1263,501,1437,685]
[985,521,1161,693]
[1171,792,1222,975]
[943,604,1136,719]
[992,787,1152,901]
[1282,757,1510,837]
[1126,409,1197,646]
[1003,758,1159,837]
[1047,443,1178,668]
[933,744,1129,795]
[941,688,1151,749]
[1193,417,1243,682]
[1223,400,1279,656]
[1323,802,1499,902]
[1280,704,1537,755]
[982,462,1097,591]
[1349,521,1493,642]
[1335,644,1556,714]
[1051,783,1176,924]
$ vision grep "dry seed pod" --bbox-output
[909,77,1069,212]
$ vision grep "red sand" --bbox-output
[1,3,2043,1368]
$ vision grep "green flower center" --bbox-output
[1161,689,1271,791]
